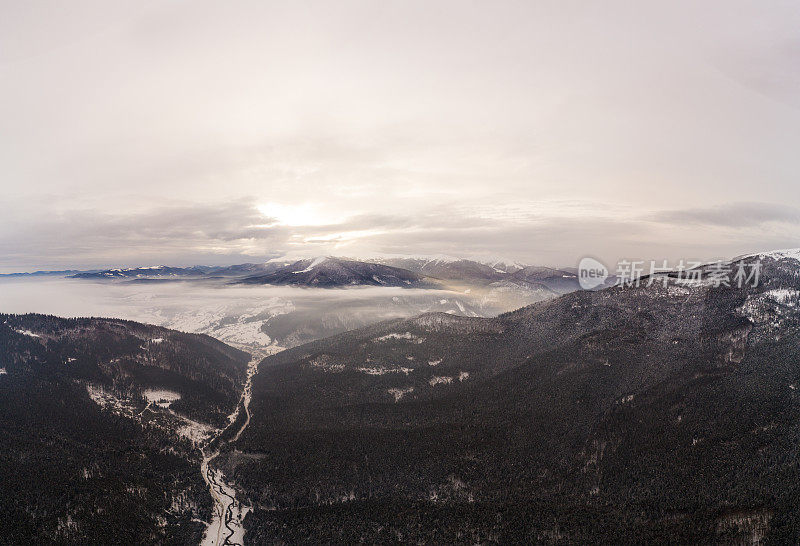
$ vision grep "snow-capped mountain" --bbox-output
[56,256,584,294]
[373,257,515,284]
[238,257,435,288]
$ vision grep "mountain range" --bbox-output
[61,256,592,295]
[237,257,435,288]
[4,250,800,542]
[217,250,800,543]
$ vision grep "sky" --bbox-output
[1,0,800,272]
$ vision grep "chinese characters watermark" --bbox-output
[579,258,762,290]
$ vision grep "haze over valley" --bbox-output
[0,256,584,353]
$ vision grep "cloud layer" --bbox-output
[1,1,799,271]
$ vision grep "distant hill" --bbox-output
[0,269,96,278]
[373,257,592,295]
[69,265,214,279]
[510,264,583,293]
[219,250,800,543]
[374,257,510,284]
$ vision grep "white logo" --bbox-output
[578,257,609,290]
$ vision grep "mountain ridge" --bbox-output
[218,250,800,543]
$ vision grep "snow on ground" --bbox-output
[292,256,327,273]
[176,419,216,446]
[150,338,164,344]
[738,290,799,330]
[766,289,800,305]
[388,386,414,402]
[375,332,424,343]
[428,359,442,366]
[143,389,182,408]
[759,249,800,261]
[15,329,40,337]
[429,376,453,386]
[458,371,470,381]
[666,285,694,296]
[357,366,413,375]
[0,368,6,376]
[86,384,133,413]
[308,355,346,373]
[88,383,219,449]
[200,465,251,546]
[672,277,715,287]
[156,299,292,350]
[212,319,273,348]
[174,300,290,347]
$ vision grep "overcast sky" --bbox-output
[1,0,799,272]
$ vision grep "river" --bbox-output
[200,353,262,546]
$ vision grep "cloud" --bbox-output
[650,202,800,228]
[3,2,800,271]
[2,196,799,272]
[0,199,292,270]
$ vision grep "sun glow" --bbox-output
[257,203,338,227]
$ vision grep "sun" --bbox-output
[257,202,330,227]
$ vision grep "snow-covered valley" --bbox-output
[0,277,540,352]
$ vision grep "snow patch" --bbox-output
[667,285,693,296]
[673,277,714,287]
[292,256,327,274]
[374,332,424,343]
[429,376,453,386]
[357,366,413,376]
[428,359,442,367]
[15,329,40,338]
[766,289,800,305]
[143,389,181,408]
[176,419,216,446]
[308,355,345,373]
[759,248,800,261]
[86,384,130,412]
[388,386,414,402]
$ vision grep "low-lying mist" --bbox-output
[0,277,542,352]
